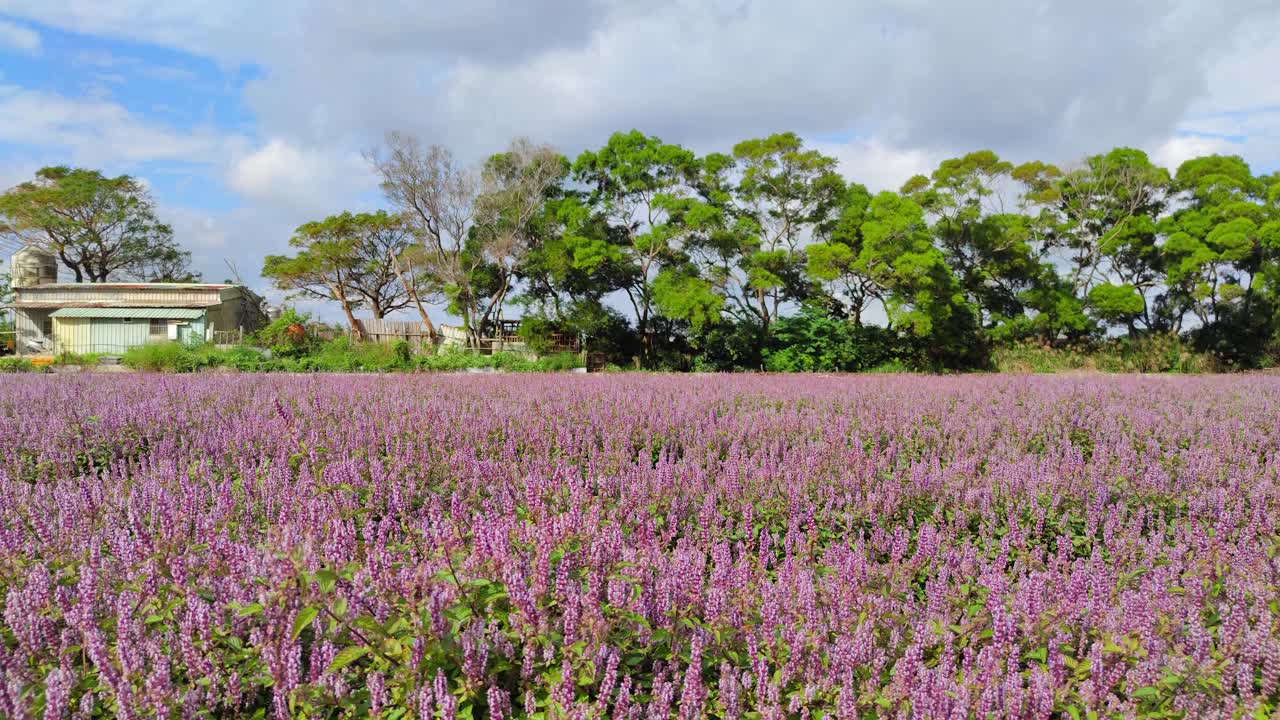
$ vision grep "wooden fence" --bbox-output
[317,318,590,362]
[354,318,434,347]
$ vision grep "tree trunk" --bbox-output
[326,280,365,341]
[391,254,436,339]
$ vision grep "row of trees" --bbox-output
[4,137,1277,370]
[264,131,1280,369]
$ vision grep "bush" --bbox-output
[763,307,902,373]
[0,357,33,373]
[416,348,584,373]
[993,334,1219,374]
[122,342,194,372]
[53,352,106,366]
[253,308,317,359]
[516,316,561,356]
[690,320,764,371]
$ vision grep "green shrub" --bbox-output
[253,308,317,358]
[122,342,192,372]
[763,307,902,372]
[0,357,33,373]
[517,317,561,356]
[53,352,106,366]
[415,347,583,372]
[416,348,490,372]
[993,334,1219,374]
[302,337,416,372]
[533,352,584,372]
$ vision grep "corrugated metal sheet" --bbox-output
[87,318,150,353]
[51,307,205,319]
[14,308,50,356]
[53,317,92,354]
[15,285,226,307]
[17,302,214,309]
[48,315,208,354]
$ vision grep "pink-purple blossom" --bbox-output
[0,373,1278,717]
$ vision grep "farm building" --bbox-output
[7,246,264,357]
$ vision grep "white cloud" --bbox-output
[227,139,375,212]
[1151,135,1232,172]
[0,84,246,167]
[813,138,937,193]
[6,0,1280,320]
[11,0,1276,165]
[0,18,40,55]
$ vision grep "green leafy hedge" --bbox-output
[120,341,585,374]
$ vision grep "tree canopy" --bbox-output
[0,166,198,283]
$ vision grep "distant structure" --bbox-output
[10,246,264,356]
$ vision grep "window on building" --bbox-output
[42,318,53,337]
[150,319,168,337]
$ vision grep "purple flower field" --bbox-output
[2,374,1279,719]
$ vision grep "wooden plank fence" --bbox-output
[354,318,434,347]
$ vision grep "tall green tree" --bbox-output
[692,133,845,332]
[860,191,987,368]
[902,151,1044,329]
[572,130,714,360]
[0,166,197,282]
[1161,155,1272,329]
[263,221,368,338]
[1051,148,1169,329]
[804,182,883,324]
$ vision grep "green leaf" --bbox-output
[328,645,369,673]
[236,602,264,617]
[292,606,319,640]
[316,569,339,593]
[1132,686,1160,699]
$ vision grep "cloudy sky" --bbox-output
[2,0,1279,316]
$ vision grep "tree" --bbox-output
[0,166,198,282]
[1160,155,1270,330]
[1050,148,1169,329]
[804,182,887,325]
[572,130,707,360]
[1086,282,1146,332]
[902,151,1044,329]
[0,262,11,339]
[859,191,988,368]
[469,139,569,340]
[368,133,482,341]
[262,221,368,339]
[692,133,845,333]
[369,134,565,346]
[340,211,420,319]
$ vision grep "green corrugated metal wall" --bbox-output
[52,314,207,354]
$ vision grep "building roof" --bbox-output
[22,283,235,290]
[50,308,206,319]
